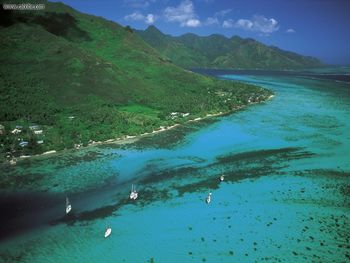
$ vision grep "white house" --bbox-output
[11,128,21,134]
[19,141,28,147]
[29,125,40,130]
[34,130,43,135]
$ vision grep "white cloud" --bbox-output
[235,19,253,29]
[124,11,157,24]
[164,0,201,27]
[233,15,279,35]
[214,8,232,17]
[185,19,201,27]
[222,19,234,28]
[204,17,219,26]
[145,14,156,24]
[124,11,145,21]
[123,0,156,8]
[197,0,215,3]
[202,8,231,27]
[286,28,295,33]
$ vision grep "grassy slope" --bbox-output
[137,26,323,70]
[0,1,272,158]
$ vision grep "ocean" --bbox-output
[1,69,349,262]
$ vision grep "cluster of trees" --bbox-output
[0,73,272,160]
[0,74,58,124]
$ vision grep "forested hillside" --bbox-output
[137,25,323,69]
[0,1,272,159]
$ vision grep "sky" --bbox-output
[51,0,350,65]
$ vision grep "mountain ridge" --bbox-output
[137,25,323,70]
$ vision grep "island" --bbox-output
[0,1,272,161]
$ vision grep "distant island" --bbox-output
[137,25,323,70]
[0,1,272,160]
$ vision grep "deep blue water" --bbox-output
[192,67,350,84]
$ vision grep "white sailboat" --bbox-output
[104,227,112,238]
[220,169,225,181]
[66,197,72,214]
[129,184,138,200]
[206,192,212,204]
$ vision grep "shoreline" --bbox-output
[7,95,274,164]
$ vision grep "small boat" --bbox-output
[66,197,72,214]
[129,184,138,200]
[206,192,212,204]
[220,169,225,181]
[104,227,112,238]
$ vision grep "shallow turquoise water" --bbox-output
[0,73,349,262]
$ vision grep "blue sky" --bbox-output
[51,0,350,65]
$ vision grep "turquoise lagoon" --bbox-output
[0,70,349,262]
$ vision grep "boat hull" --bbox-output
[104,228,112,238]
[66,205,72,214]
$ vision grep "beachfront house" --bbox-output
[74,143,82,149]
[11,128,21,134]
[19,141,28,147]
[170,112,190,119]
[29,125,40,130]
[34,130,43,135]
[170,112,179,120]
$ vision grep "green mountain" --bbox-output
[137,25,323,69]
[0,1,271,158]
